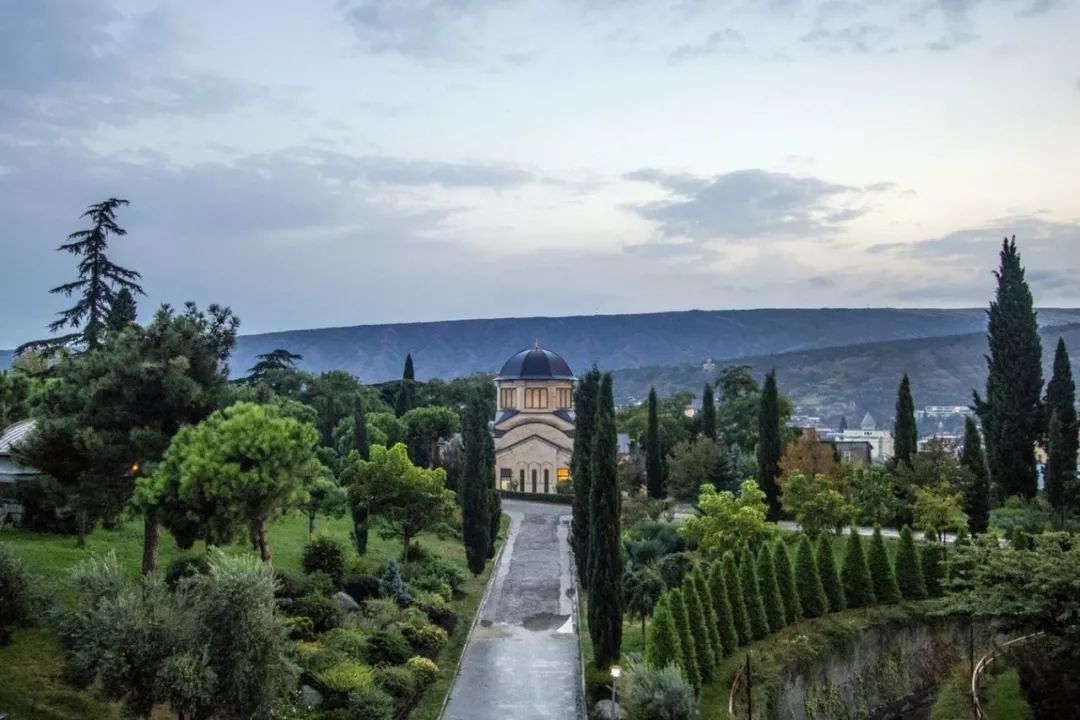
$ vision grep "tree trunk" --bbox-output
[142,514,159,575]
[255,519,272,565]
[308,508,316,535]
[402,532,412,561]
[76,508,87,548]
[641,616,647,644]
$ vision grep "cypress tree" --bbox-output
[105,287,138,333]
[571,368,600,587]
[668,589,701,689]
[395,353,417,416]
[867,526,901,604]
[644,595,682,671]
[722,551,751,645]
[948,527,975,587]
[756,544,786,632]
[352,399,370,461]
[681,574,715,679]
[960,418,990,534]
[587,373,623,668]
[487,489,501,559]
[816,533,845,613]
[702,382,717,441]
[461,390,492,575]
[975,237,1043,499]
[893,526,927,600]
[921,543,945,598]
[740,548,769,640]
[795,535,827,618]
[645,387,664,499]
[692,565,724,663]
[757,370,782,520]
[773,541,801,623]
[839,415,848,432]
[894,374,918,467]
[840,528,873,608]
[707,560,739,657]
[1045,338,1078,512]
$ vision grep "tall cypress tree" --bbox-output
[722,551,751,645]
[773,541,801,623]
[587,373,622,668]
[816,533,845,613]
[1045,338,1078,512]
[645,387,664,499]
[740,548,769,640]
[893,526,926,600]
[701,382,717,441]
[707,560,739,657]
[756,544,786,633]
[960,418,990,534]
[795,535,827,618]
[644,595,682,671]
[105,287,138,334]
[841,528,874,608]
[975,237,1043,499]
[668,589,701,689]
[461,389,492,575]
[757,370,782,520]
[867,526,900,604]
[352,399,370,461]
[487,489,501,559]
[571,368,600,587]
[395,353,417,416]
[894,374,918,468]
[691,565,724,663]
[921,543,945,598]
[681,574,715,679]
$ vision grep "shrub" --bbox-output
[402,622,448,659]
[634,521,687,555]
[302,535,346,587]
[773,541,801,623]
[294,640,325,668]
[624,660,700,720]
[405,655,439,687]
[163,554,208,588]
[399,606,429,630]
[816,532,845,613]
[0,543,33,645]
[363,598,403,628]
[721,552,751,645]
[680,574,715,679]
[413,591,458,633]
[625,538,665,566]
[373,665,417,702]
[292,593,343,633]
[404,542,431,563]
[922,543,945,597]
[756,545,786,633]
[343,573,381,604]
[690,566,724,661]
[867,526,901,604]
[405,556,465,594]
[739,548,769,640]
[314,661,375,696]
[894,526,927,600]
[667,589,700,689]
[379,561,412,606]
[657,551,694,589]
[362,628,412,666]
[276,569,313,600]
[283,614,316,641]
[644,594,681,671]
[407,574,453,602]
[343,687,394,720]
[795,535,827,618]
[323,628,368,661]
[841,528,874,608]
[305,647,349,674]
[706,561,738,657]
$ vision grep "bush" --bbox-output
[292,593,343,633]
[625,538,665,566]
[624,660,699,720]
[305,647,349,674]
[343,573,382,604]
[323,628,368,661]
[302,535,346,587]
[0,543,33,645]
[402,622,448,659]
[344,687,394,720]
[313,660,375,696]
[407,574,453,603]
[405,655,439,686]
[163,554,208,588]
[373,665,417,702]
[413,591,458,633]
[283,615,316,641]
[275,569,313,600]
[379,561,412,606]
[362,628,412,666]
[362,598,403,628]
[404,542,431,563]
[657,552,694,589]
[405,556,465,594]
[634,521,687,555]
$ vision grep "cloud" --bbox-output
[339,0,498,60]
[802,23,896,54]
[670,28,747,61]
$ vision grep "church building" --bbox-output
[493,345,575,494]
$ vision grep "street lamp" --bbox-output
[610,665,621,708]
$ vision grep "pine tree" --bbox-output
[1045,338,1078,512]
[668,589,701,689]
[921,543,945,598]
[960,418,990,534]
[816,532,845,613]
[841,528,874,608]
[681,574,715,679]
[644,595,682,671]
[722,551,752,645]
[795,535,827,618]
[757,370,782,519]
[773,541,801,623]
[571,368,600,587]
[461,390,492,575]
[839,415,848,432]
[707,560,739,657]
[587,373,623,668]
[645,387,664,499]
[756,544,786,632]
[974,237,1043,499]
[740,548,769,640]
[894,374,918,467]
[105,287,138,334]
[394,354,417,417]
[701,383,717,441]
[867,526,900,604]
[893,526,927,600]
[691,566,725,663]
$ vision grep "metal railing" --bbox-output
[970,632,1043,720]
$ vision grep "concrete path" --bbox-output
[442,499,585,720]
[777,520,958,545]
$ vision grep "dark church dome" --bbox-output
[498,345,574,380]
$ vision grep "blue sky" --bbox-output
[2,0,1078,346]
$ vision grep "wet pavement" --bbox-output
[442,499,584,720]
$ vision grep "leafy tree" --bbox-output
[645,387,664,498]
[352,398,370,461]
[667,436,737,501]
[816,532,845,613]
[679,480,778,554]
[846,466,899,527]
[1045,338,1078,512]
[625,565,665,640]
[721,551,751,645]
[245,348,302,385]
[779,429,844,487]
[691,565,724,661]
[841,528,874,608]
[571,368,600,587]
[959,418,990,534]
[921,543,945,597]
[461,390,493,575]
[588,373,623,668]
[757,370,783,519]
[756,544,786,633]
[893,526,926,600]
[773,541,801,623]
[105,287,138,334]
[781,471,853,537]
[395,354,417,416]
[974,237,1043,499]
[681,573,716,679]
[667,589,700,689]
[867,526,900,604]
[644,594,682,672]
[303,370,365,447]
[739,548,769,640]
[20,198,143,354]
[913,481,967,543]
[301,474,348,535]
[795,535,827,618]
[893,373,918,467]
[701,382,717,441]
[402,405,460,468]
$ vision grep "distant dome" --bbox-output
[498,345,574,380]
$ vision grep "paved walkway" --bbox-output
[442,499,584,720]
[777,520,958,545]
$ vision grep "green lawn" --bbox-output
[0,511,507,720]
[985,668,1032,720]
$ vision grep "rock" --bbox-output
[593,699,627,720]
[332,591,361,613]
[300,684,324,708]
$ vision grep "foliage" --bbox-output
[781,471,853,537]
[301,474,348,535]
[401,405,460,468]
[292,593,344,633]
[691,565,725,661]
[960,418,991,534]
[816,532,845,613]
[947,528,975,587]
[0,544,34,645]
[405,655,439,686]
[679,480,778,555]
[667,589,700,689]
[773,541,801,624]
[461,389,492,575]
[315,661,375,695]
[625,564,665,636]
[645,387,664,499]
[681,573,716,678]
[667,436,737,501]
[623,660,700,720]
[722,551,751,646]
[572,368,600,587]
[757,370,783,519]
[587,373,623,668]
[921,543,945,598]
[0,369,37,428]
[645,594,682,672]
[893,526,927,600]
[302,534,346,587]
[373,664,417,703]
[739,548,769,641]
[379,560,412,606]
[913,481,967,542]
[841,528,874,608]
[340,686,394,720]
[894,374,918,467]
[363,628,413,667]
[707,560,739,656]
[845,466,899,527]
[163,554,208,589]
[701,382,717,441]
[1045,337,1078,512]
[779,429,845,489]
[246,349,303,385]
[867,526,901,604]
[795,535,828,618]
[487,489,501,559]
[401,622,448,659]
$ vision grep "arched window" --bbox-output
[531,469,537,493]
[543,468,550,493]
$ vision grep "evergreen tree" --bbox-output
[722,551,751,645]
[701,383,717,441]
[1045,338,1078,512]
[105,287,138,334]
[667,589,701,689]
[893,526,927,600]
[757,370,783,519]
[352,399,369,461]
[867,526,900,604]
[841,528,874,608]
[644,595,682,671]
[894,374,918,467]
[571,368,600,587]
[587,373,623,668]
[974,237,1043,499]
[795,535,827,618]
[839,415,848,432]
[816,532,845,613]
[487,489,501,559]
[921,543,945,598]
[348,397,371,556]
[394,354,417,417]
[707,560,739,657]
[773,541,801,623]
[740,548,769,640]
[948,527,975,587]
[960,418,990,534]
[756,544,786,633]
[245,349,302,384]
[681,574,715,679]
[645,387,664,499]
[461,390,493,575]
[691,565,724,662]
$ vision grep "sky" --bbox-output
[1,0,1079,347]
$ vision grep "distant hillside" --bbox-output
[611,323,1080,425]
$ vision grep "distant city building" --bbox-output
[916,405,975,421]
[834,412,895,463]
[830,440,873,467]
[790,415,822,429]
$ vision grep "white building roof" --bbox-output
[0,419,35,455]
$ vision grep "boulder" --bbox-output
[300,684,324,708]
[333,591,361,613]
[593,699,627,720]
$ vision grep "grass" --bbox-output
[929,664,974,720]
[985,668,1032,720]
[0,510,508,720]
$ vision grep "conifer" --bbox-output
[681,574,715,679]
[571,368,600,587]
[740,547,769,640]
[668,589,701,689]
[867,526,901,604]
[795,535,828,618]
[894,526,927,600]
[816,532,845,613]
[960,418,990,534]
[692,565,724,663]
[707,560,739,656]
[948,527,975,588]
[644,594,682,672]
[841,528,874,608]
[921,543,945,598]
[1045,338,1078,512]
[701,383,717,441]
[773,541,801,623]
[722,551,751,645]
[587,374,623,667]
[894,374,918,467]
[645,387,664,499]
[756,544,786,632]
[757,370,783,519]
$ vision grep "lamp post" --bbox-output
[610,665,621,709]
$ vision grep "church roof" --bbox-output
[860,412,876,430]
[497,345,574,381]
